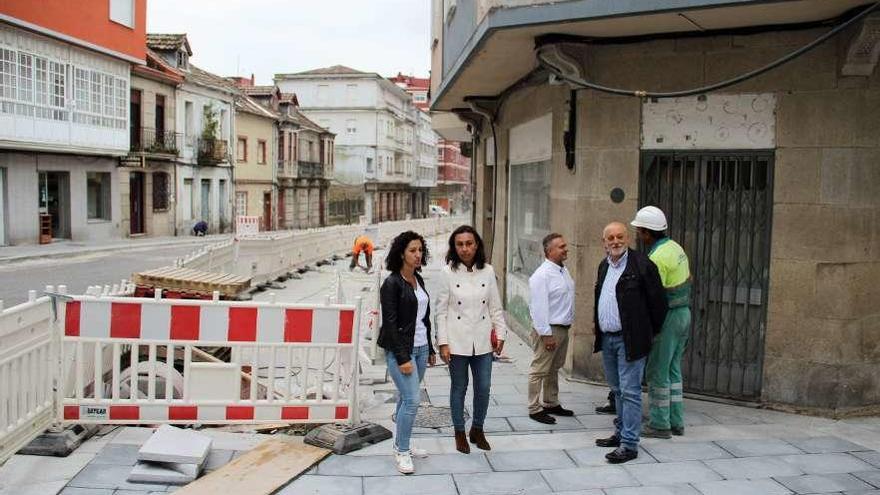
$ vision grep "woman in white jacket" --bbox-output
[436,225,509,453]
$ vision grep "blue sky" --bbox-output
[147,0,431,84]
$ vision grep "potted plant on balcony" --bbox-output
[199,106,224,163]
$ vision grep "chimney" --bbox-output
[251,73,255,86]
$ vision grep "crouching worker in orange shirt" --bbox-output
[350,235,374,272]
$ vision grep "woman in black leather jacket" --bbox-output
[377,230,436,474]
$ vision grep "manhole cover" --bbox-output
[392,404,469,428]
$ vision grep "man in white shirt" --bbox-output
[527,233,576,424]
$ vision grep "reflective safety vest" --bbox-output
[648,238,691,308]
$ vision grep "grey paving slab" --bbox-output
[66,464,170,491]
[551,490,605,495]
[786,436,873,454]
[715,438,804,457]
[508,415,584,432]
[114,490,169,495]
[485,449,576,471]
[843,490,880,495]
[453,471,552,495]
[575,414,617,429]
[203,449,235,471]
[137,425,211,465]
[408,453,492,475]
[108,427,156,446]
[491,393,531,405]
[624,460,723,485]
[641,441,732,462]
[778,453,876,475]
[853,469,880,487]
[0,452,95,486]
[485,404,530,418]
[776,473,875,494]
[853,451,880,468]
[363,474,456,495]
[91,444,141,466]
[437,416,512,433]
[276,475,363,495]
[58,489,114,495]
[704,456,805,479]
[316,454,401,477]
[702,412,767,426]
[683,411,721,427]
[605,485,701,495]
[567,446,657,466]
[128,461,197,484]
[542,465,640,491]
[691,478,792,495]
[489,384,521,396]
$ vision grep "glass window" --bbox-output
[235,191,248,217]
[0,48,17,113]
[17,53,33,103]
[152,172,169,211]
[237,137,247,162]
[258,140,267,164]
[109,0,135,27]
[87,172,112,220]
[49,61,66,120]
[346,119,356,134]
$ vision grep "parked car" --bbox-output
[429,205,449,217]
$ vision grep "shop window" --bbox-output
[152,173,169,211]
[87,172,111,220]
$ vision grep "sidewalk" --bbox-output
[0,234,233,264]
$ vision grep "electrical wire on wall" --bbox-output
[537,1,880,98]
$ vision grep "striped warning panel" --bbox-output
[64,300,355,344]
[62,403,350,423]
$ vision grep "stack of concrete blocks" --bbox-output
[128,425,212,484]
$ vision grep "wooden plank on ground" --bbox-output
[174,438,329,495]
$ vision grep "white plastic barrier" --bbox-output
[236,216,260,235]
[0,291,56,465]
[59,294,363,425]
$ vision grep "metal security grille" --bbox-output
[639,151,774,400]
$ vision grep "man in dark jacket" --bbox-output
[593,222,667,463]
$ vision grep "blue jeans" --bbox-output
[448,352,493,431]
[601,332,646,451]
[385,344,429,452]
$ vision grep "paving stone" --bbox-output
[692,478,792,495]
[409,453,492,474]
[137,425,212,465]
[91,444,141,466]
[702,412,767,426]
[542,466,640,491]
[853,451,880,468]
[0,481,68,495]
[115,491,168,495]
[0,452,95,486]
[853,469,880,487]
[203,449,235,471]
[491,394,530,405]
[108,427,156,446]
[715,438,804,457]
[551,490,604,495]
[485,405,530,418]
[489,384,520,395]
[486,449,575,471]
[567,446,657,466]
[624,460,723,485]
[843,491,880,495]
[453,471,552,495]
[363,474,456,495]
[316,454,401,476]
[779,453,876,475]
[58,489,114,495]
[575,414,617,429]
[604,485,700,495]
[276,475,363,495]
[682,411,720,427]
[776,473,875,494]
[786,436,872,454]
[508,415,584,432]
[641,441,732,462]
[67,464,170,491]
[438,416,512,434]
[704,456,804,479]
[128,461,199,484]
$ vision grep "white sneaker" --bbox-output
[394,444,428,458]
[394,450,414,474]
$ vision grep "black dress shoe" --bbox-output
[605,446,638,464]
[529,411,557,424]
[543,404,574,417]
[595,403,616,415]
[671,426,685,436]
[595,434,620,447]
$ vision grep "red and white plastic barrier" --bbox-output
[236,215,260,235]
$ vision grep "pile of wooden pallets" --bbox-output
[132,266,251,300]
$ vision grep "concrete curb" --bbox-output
[0,236,233,265]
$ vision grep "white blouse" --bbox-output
[413,283,429,347]
[435,263,509,356]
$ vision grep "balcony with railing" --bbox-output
[277,158,296,179]
[297,160,324,179]
[197,138,229,165]
[130,128,181,158]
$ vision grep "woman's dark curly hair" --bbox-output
[385,230,429,272]
[446,225,486,271]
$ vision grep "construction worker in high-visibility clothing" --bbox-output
[631,206,691,439]
[350,234,374,272]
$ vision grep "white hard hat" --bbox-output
[631,206,668,231]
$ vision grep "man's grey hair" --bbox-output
[542,232,563,254]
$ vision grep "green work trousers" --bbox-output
[646,306,691,431]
